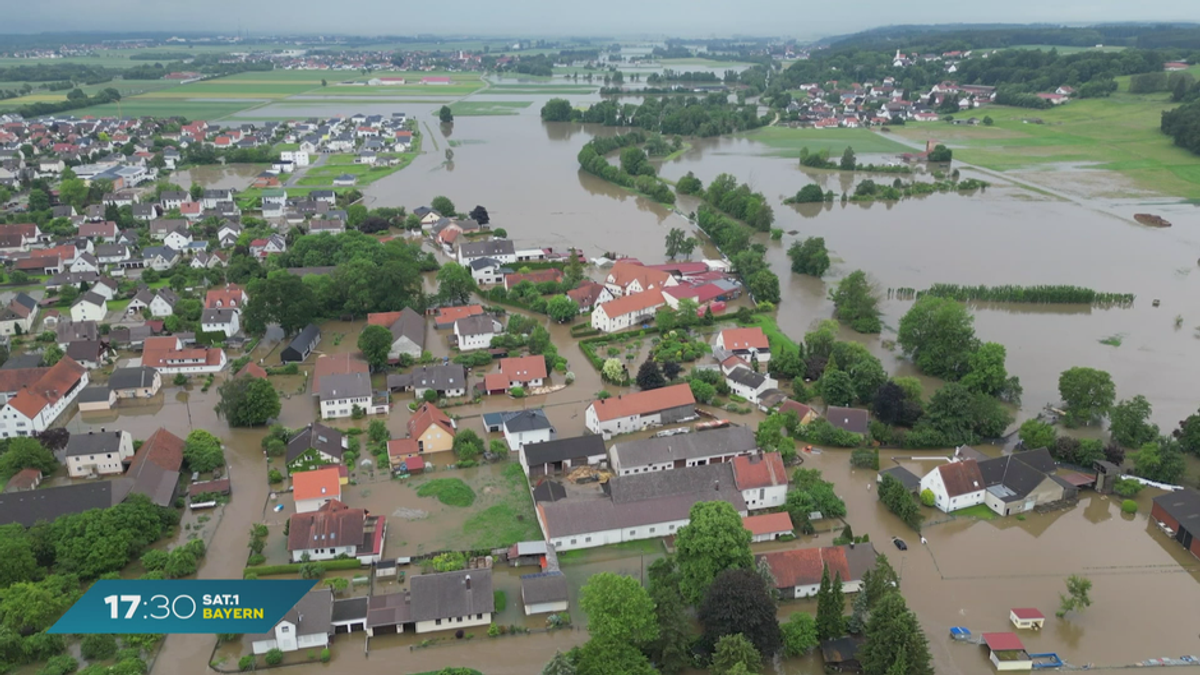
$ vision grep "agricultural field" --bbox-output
[448,101,532,116]
[891,92,1200,199]
[657,57,754,68]
[319,70,486,97]
[741,126,912,155]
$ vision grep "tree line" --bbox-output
[685,172,775,231]
[576,130,676,204]
[693,206,781,303]
[543,93,768,137]
[1161,99,1200,156]
[917,284,1134,307]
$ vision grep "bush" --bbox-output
[173,373,187,386]
[920,488,936,507]
[1121,499,1138,514]
[320,648,331,663]
[268,469,283,484]
[493,590,507,612]
[488,623,500,637]
[80,634,118,661]
[510,386,525,398]
[265,648,284,666]
[849,448,879,470]
[38,655,79,675]
[1113,478,1143,498]
[243,559,362,577]
[238,656,254,672]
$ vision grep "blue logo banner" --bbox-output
[49,580,317,634]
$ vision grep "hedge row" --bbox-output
[244,558,363,577]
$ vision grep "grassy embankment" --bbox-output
[740,126,913,155]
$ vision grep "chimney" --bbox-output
[714,479,720,492]
[404,591,411,604]
[465,574,472,590]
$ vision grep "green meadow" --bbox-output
[448,101,532,116]
[741,126,912,155]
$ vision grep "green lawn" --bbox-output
[298,156,417,186]
[951,504,997,520]
[107,298,132,312]
[415,478,477,507]
[459,463,541,549]
[448,101,532,116]
[892,93,1200,199]
[741,126,912,155]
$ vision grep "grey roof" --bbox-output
[468,256,501,271]
[611,426,756,469]
[540,463,747,538]
[366,592,412,629]
[455,314,496,337]
[331,597,368,624]
[320,372,373,402]
[109,325,153,346]
[57,319,98,344]
[64,430,125,457]
[72,291,106,308]
[1153,489,1200,530]
[109,366,158,391]
[77,385,113,403]
[66,340,104,363]
[287,423,345,465]
[388,307,425,347]
[845,541,880,580]
[1012,447,1057,474]
[524,435,606,467]
[95,244,130,259]
[878,466,921,492]
[127,458,179,507]
[521,572,569,605]
[410,568,494,622]
[201,308,237,324]
[502,409,553,433]
[1,353,43,370]
[143,246,178,261]
[48,271,100,287]
[459,239,514,259]
[0,480,131,527]
[390,363,465,392]
[977,454,1054,502]
[826,406,870,435]
[727,366,768,389]
[532,479,567,503]
[12,292,36,311]
[247,589,333,641]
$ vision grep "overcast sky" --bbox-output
[3,0,1195,38]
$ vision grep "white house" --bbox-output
[920,460,986,513]
[70,292,108,322]
[724,366,779,405]
[287,499,385,563]
[732,452,788,510]
[468,257,504,286]
[714,326,771,363]
[280,150,310,167]
[0,293,37,336]
[200,308,240,337]
[68,253,100,274]
[584,383,696,440]
[319,372,388,420]
[591,289,665,333]
[163,228,192,251]
[63,430,134,478]
[484,409,556,452]
[0,358,89,438]
[249,589,333,655]
[291,467,342,514]
[141,336,226,375]
[362,569,493,637]
[521,571,569,616]
[453,314,500,351]
[457,240,516,266]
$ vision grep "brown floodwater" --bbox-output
[177,164,268,191]
[52,80,1200,675]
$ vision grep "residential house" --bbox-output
[0,357,88,437]
[162,226,192,251]
[433,304,483,329]
[287,500,384,563]
[311,190,336,205]
[364,569,494,636]
[261,190,287,218]
[732,452,788,510]
[591,289,665,333]
[714,327,771,363]
[386,363,468,399]
[521,572,569,616]
[603,262,677,298]
[537,462,748,551]
[724,366,780,406]
[0,293,37,336]
[63,429,134,478]
[407,403,456,456]
[70,292,107,322]
[140,336,226,374]
[453,314,500,351]
[200,189,233,209]
[311,353,368,396]
[308,219,345,235]
[249,234,286,259]
[5,468,43,491]
[205,284,248,311]
[281,324,321,363]
[292,466,342,514]
[585,383,696,439]
[567,281,613,314]
[132,203,159,221]
[457,239,516,266]
[159,191,188,211]
[366,308,425,361]
[743,511,794,543]
[286,423,348,473]
[756,543,878,599]
[124,427,184,506]
[142,246,180,271]
[0,480,131,526]
[128,288,178,317]
[65,340,111,369]
[498,355,547,389]
[826,406,870,436]
[520,434,607,479]
[484,408,556,451]
[149,218,188,240]
[319,372,387,420]
[468,257,505,286]
[78,221,118,242]
[109,366,161,399]
[56,320,98,348]
[1151,489,1200,560]
[975,448,1076,516]
[217,222,242,248]
[609,426,758,476]
[920,460,986,513]
[95,244,132,266]
[779,400,820,426]
[249,589,333,655]
[200,308,240,337]
[68,252,100,274]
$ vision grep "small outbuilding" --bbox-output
[742,512,794,543]
[521,571,570,616]
[820,636,865,672]
[1009,608,1045,630]
[877,466,921,494]
[281,323,321,363]
[982,632,1032,671]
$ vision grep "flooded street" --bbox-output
[64,80,1200,675]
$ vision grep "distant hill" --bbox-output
[819,22,1200,52]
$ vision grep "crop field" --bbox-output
[75,98,266,119]
[741,126,912,155]
[448,101,531,116]
[891,92,1200,199]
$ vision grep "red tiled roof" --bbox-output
[5,357,86,419]
[287,500,365,551]
[779,400,816,421]
[982,633,1025,652]
[204,285,245,310]
[6,467,42,491]
[368,311,404,327]
[567,281,606,309]
[594,289,664,319]
[483,372,508,392]
[761,546,851,588]
[292,467,342,502]
[408,402,454,439]
[130,427,185,472]
[238,362,268,379]
[387,438,418,459]
[313,353,368,391]
[435,305,483,324]
[499,355,547,383]
[588,383,694,422]
[937,460,985,497]
[606,261,671,292]
[721,327,769,351]
[742,512,793,537]
[732,452,786,490]
[1010,608,1044,620]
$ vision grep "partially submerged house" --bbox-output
[387,363,468,399]
[756,543,878,599]
[585,383,696,439]
[366,307,426,362]
[484,408,556,451]
[286,423,348,473]
[286,499,385,563]
[1151,489,1200,560]
[365,569,495,636]
[281,324,321,363]
[249,589,333,655]
[520,435,607,479]
[609,425,758,476]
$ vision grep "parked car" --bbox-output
[893,537,908,551]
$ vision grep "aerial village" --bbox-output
[0,91,1198,675]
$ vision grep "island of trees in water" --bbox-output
[887,284,1135,307]
[542,94,768,136]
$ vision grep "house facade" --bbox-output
[249,589,333,655]
[920,460,986,513]
[408,403,456,455]
[287,499,385,563]
[732,452,789,510]
[64,430,134,478]
[453,315,499,351]
[1151,489,1200,560]
[0,357,88,437]
[591,289,665,333]
[585,383,696,439]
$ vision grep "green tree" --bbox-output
[58,178,88,209]
[781,611,818,656]
[542,650,577,675]
[580,572,658,647]
[897,295,978,379]
[816,565,846,640]
[788,237,831,277]
[0,577,76,634]
[665,228,689,260]
[244,271,319,336]
[927,144,952,162]
[819,369,856,407]
[572,638,657,675]
[81,634,119,660]
[1058,367,1116,427]
[44,343,64,366]
[1018,418,1057,450]
[0,524,39,588]
[1132,438,1186,484]
[546,295,579,323]
[711,633,761,675]
[602,358,626,383]
[0,437,58,479]
[431,195,456,216]
[214,377,280,427]
[265,648,284,665]
[699,568,783,658]
[919,488,935,507]
[182,430,225,472]
[1056,574,1092,618]
[452,428,483,462]
[878,474,922,531]
[960,342,1018,400]
[357,324,394,371]
[748,269,780,304]
[858,592,933,675]
[676,501,754,604]
[983,116,994,126]
[646,558,692,675]
[540,98,574,122]
[1109,395,1159,448]
[1175,409,1200,455]
[436,262,475,306]
[636,360,666,390]
[677,171,704,195]
[438,106,454,123]
[830,270,880,332]
[839,146,857,171]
